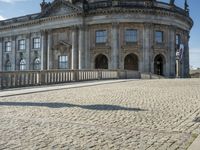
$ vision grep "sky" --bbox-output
[0,0,199,68]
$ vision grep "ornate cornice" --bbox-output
[0,7,193,32]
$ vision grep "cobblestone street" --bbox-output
[0,79,200,150]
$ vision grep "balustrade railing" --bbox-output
[0,69,140,89]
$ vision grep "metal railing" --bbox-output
[0,69,141,89]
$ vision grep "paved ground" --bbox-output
[0,79,200,150]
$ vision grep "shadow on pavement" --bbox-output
[0,102,146,111]
[193,117,200,123]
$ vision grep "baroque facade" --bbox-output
[0,0,193,77]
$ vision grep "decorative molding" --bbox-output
[0,6,193,31]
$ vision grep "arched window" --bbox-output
[19,59,26,71]
[5,60,11,71]
[33,58,41,70]
[95,54,108,69]
[124,53,138,71]
[154,54,166,76]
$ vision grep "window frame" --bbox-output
[155,31,164,44]
[176,34,181,46]
[5,41,12,52]
[19,59,26,71]
[95,30,107,44]
[125,29,138,43]
[58,55,68,69]
[18,39,26,51]
[32,37,41,49]
[5,60,11,71]
[33,58,41,70]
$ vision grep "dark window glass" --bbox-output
[5,60,11,71]
[176,34,181,46]
[96,30,107,43]
[33,58,41,70]
[5,41,11,52]
[58,56,68,69]
[19,59,26,71]
[33,38,40,49]
[155,31,164,43]
[18,39,26,50]
[125,29,137,42]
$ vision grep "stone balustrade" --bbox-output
[0,69,141,89]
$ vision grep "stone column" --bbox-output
[0,38,3,71]
[143,23,152,73]
[26,33,31,70]
[84,26,90,69]
[111,23,119,69]
[183,32,190,77]
[41,31,47,70]
[47,30,53,70]
[78,26,85,69]
[71,27,78,69]
[11,36,16,71]
[169,26,176,77]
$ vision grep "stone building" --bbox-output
[0,0,193,77]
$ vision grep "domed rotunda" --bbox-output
[0,0,193,77]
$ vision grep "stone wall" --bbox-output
[0,1,193,78]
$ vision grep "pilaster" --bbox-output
[47,30,53,70]
[26,33,31,70]
[78,25,85,69]
[169,26,176,77]
[143,23,153,73]
[84,25,90,69]
[111,22,119,69]
[0,38,2,71]
[71,26,78,69]
[41,30,47,70]
[183,31,190,77]
[11,36,16,71]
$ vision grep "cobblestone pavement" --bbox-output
[0,79,200,150]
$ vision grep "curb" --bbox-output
[0,79,136,97]
[188,134,200,150]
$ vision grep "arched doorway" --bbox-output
[154,54,165,76]
[124,53,138,70]
[95,54,108,69]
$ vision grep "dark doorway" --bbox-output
[124,53,138,70]
[154,54,165,76]
[95,54,108,69]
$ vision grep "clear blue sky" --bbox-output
[0,0,199,68]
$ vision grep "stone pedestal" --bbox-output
[71,27,78,69]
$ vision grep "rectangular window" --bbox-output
[96,30,107,44]
[155,31,164,43]
[176,34,181,46]
[5,41,11,52]
[33,37,40,49]
[18,39,26,50]
[58,56,68,69]
[125,29,138,43]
